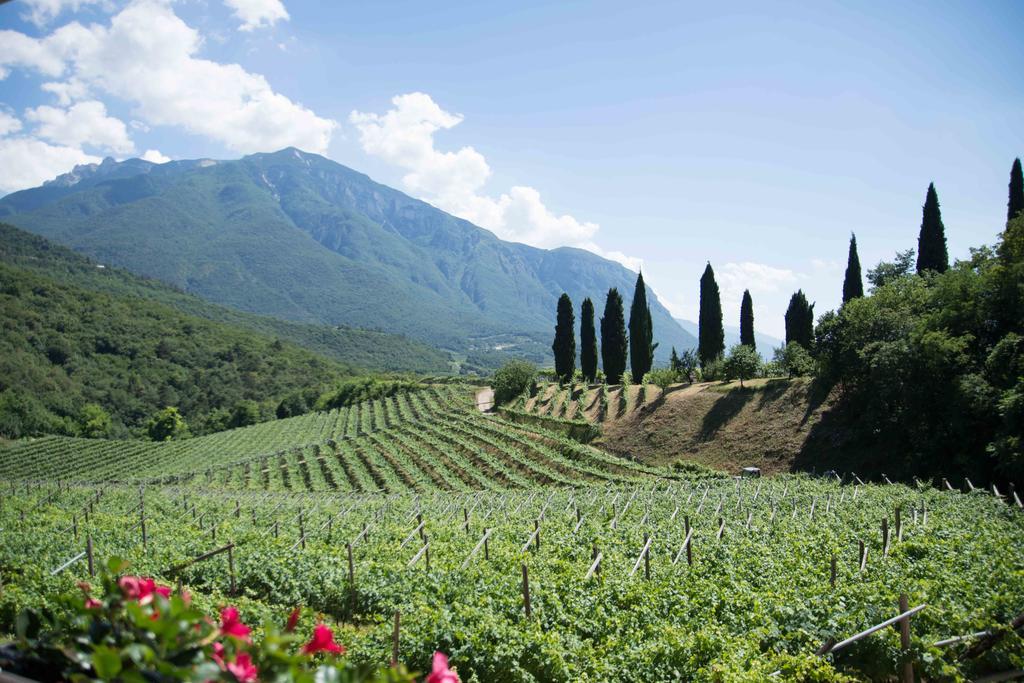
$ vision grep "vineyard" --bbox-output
[1,384,1023,681]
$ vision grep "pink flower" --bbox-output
[211,642,227,670]
[426,652,460,683]
[285,607,301,633]
[226,652,258,683]
[119,576,143,600]
[118,576,172,605]
[301,624,345,655]
[219,606,252,643]
[84,598,102,610]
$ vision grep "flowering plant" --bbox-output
[0,557,457,683]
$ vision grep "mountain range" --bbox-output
[0,149,695,368]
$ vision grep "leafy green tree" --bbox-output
[0,389,69,438]
[146,406,190,442]
[739,290,755,348]
[628,272,656,382]
[1009,157,1023,222]
[724,344,762,387]
[842,233,864,302]
[228,400,261,429]
[493,359,537,405]
[917,183,949,273]
[774,342,815,378]
[784,290,815,349]
[677,348,699,383]
[580,298,598,383]
[867,249,916,291]
[643,368,678,391]
[79,403,112,439]
[669,346,681,372]
[698,263,725,367]
[600,288,628,385]
[552,293,576,383]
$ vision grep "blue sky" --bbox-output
[1,0,1022,337]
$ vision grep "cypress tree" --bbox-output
[698,263,725,367]
[842,233,864,302]
[580,297,598,383]
[669,347,681,372]
[1009,158,1024,223]
[600,288,628,385]
[916,183,949,274]
[628,272,656,382]
[784,290,815,349]
[551,293,575,382]
[739,289,755,349]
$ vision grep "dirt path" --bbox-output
[475,387,495,412]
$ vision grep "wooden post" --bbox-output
[391,610,401,668]
[592,544,601,576]
[830,555,837,588]
[899,594,913,683]
[273,519,279,538]
[424,534,430,570]
[299,512,305,550]
[882,518,890,556]
[228,545,236,595]
[73,515,78,540]
[141,512,147,549]
[86,535,95,577]
[464,507,470,535]
[484,532,490,560]
[685,516,693,566]
[521,563,532,618]
[717,517,725,540]
[895,506,903,542]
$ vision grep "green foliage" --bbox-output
[628,272,656,381]
[579,298,598,383]
[316,378,421,411]
[552,293,576,382]
[723,344,762,386]
[739,290,755,348]
[785,290,815,349]
[698,263,725,367]
[643,368,678,390]
[774,342,816,378]
[670,348,699,383]
[842,233,864,303]
[78,403,112,439]
[146,406,190,442]
[866,249,916,291]
[600,288,628,385]
[0,389,74,439]
[493,360,538,405]
[228,400,262,429]
[917,183,949,274]
[1008,157,1023,223]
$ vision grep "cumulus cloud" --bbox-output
[26,100,134,154]
[716,261,800,309]
[141,149,171,163]
[350,92,637,269]
[19,0,105,28]
[223,0,290,31]
[0,111,23,137]
[41,78,90,105]
[0,136,101,195]
[0,0,335,154]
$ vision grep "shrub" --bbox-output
[774,342,815,378]
[493,360,538,405]
[724,344,762,387]
[643,368,679,391]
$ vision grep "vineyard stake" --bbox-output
[391,610,400,667]
[630,534,653,578]
[882,518,890,556]
[521,563,531,618]
[895,506,903,542]
[672,527,694,566]
[716,517,725,540]
[586,545,602,579]
[829,556,837,588]
[819,603,926,655]
[899,594,913,683]
[86,534,95,577]
[685,516,693,566]
[228,545,236,595]
[859,540,868,571]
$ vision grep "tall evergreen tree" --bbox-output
[698,263,725,367]
[669,346,681,372]
[917,183,949,274]
[1009,158,1024,223]
[739,289,755,349]
[580,297,598,383]
[784,290,815,349]
[842,233,864,303]
[600,288,628,385]
[551,293,575,382]
[628,271,656,381]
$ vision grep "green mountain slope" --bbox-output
[0,149,695,363]
[0,223,452,374]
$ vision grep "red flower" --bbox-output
[285,607,301,633]
[84,598,102,610]
[301,624,345,655]
[119,576,143,600]
[219,606,252,643]
[118,576,172,605]
[426,652,460,683]
[226,652,258,683]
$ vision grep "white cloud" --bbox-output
[19,0,105,28]
[0,111,23,137]
[141,148,170,163]
[0,136,100,194]
[26,100,134,154]
[350,92,637,268]
[223,0,290,31]
[41,78,90,105]
[717,261,801,305]
[0,0,335,154]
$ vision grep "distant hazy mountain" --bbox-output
[0,148,695,364]
[674,318,783,356]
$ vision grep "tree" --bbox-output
[784,290,815,349]
[917,183,949,273]
[628,272,656,382]
[669,347,681,372]
[580,297,598,383]
[724,344,762,387]
[774,342,815,378]
[698,263,725,367]
[676,349,699,383]
[1009,157,1023,223]
[228,400,261,429]
[146,406,189,441]
[551,293,576,383]
[600,288,628,384]
[739,290,755,349]
[867,249,916,291]
[842,233,864,302]
[493,360,537,405]
[79,403,112,438]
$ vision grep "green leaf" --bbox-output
[91,645,123,679]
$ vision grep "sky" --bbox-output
[1,0,1022,338]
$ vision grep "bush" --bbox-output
[700,356,726,382]
[145,406,190,442]
[774,342,815,378]
[492,360,537,405]
[724,345,762,387]
[643,368,679,391]
[316,377,420,411]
